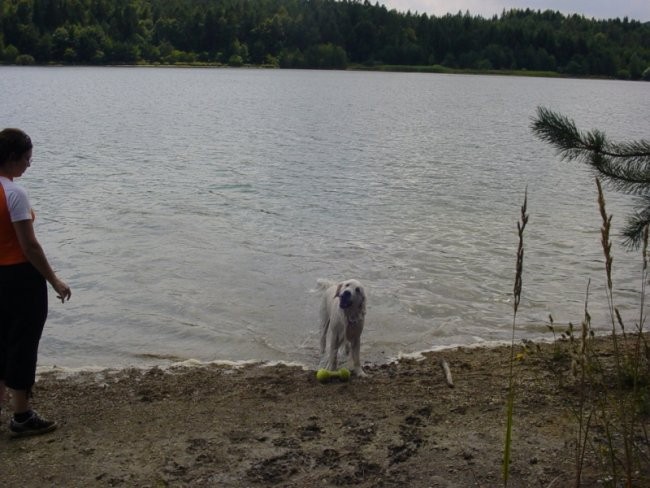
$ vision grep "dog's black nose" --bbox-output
[339,289,352,309]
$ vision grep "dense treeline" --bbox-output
[1,0,649,79]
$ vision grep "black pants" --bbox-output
[0,262,48,391]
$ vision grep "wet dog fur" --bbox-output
[317,278,367,376]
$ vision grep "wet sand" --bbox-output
[2,335,648,487]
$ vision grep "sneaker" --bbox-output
[9,411,57,438]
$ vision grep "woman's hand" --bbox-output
[14,220,72,303]
[51,278,71,303]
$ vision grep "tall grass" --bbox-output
[503,189,528,487]
[591,178,650,486]
[558,179,650,486]
[568,179,650,487]
[505,179,650,486]
[573,279,594,487]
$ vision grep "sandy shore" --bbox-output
[2,335,648,487]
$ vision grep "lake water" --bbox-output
[1,67,649,371]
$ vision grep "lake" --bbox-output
[1,66,649,371]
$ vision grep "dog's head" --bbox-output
[335,279,366,311]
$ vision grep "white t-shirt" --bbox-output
[0,176,32,222]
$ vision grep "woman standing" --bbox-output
[0,128,71,438]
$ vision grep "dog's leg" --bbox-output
[342,341,351,363]
[349,337,366,377]
[319,318,329,357]
[318,318,329,369]
[318,293,331,368]
[325,325,343,371]
[325,345,339,371]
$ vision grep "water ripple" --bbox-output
[1,67,648,369]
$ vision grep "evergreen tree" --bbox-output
[532,106,650,249]
[0,1,649,74]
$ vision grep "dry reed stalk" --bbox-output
[503,188,528,487]
[574,281,593,487]
[595,178,643,486]
[633,225,649,377]
[596,178,624,359]
[637,224,648,339]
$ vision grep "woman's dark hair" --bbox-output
[0,128,33,165]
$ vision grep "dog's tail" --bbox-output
[314,279,336,293]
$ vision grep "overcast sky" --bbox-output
[379,1,650,22]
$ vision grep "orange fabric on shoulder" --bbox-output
[0,183,30,265]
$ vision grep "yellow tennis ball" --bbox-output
[316,369,330,383]
[338,368,351,381]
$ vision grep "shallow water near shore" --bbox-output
[1,67,649,371]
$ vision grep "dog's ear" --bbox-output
[334,283,342,298]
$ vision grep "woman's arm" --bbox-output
[13,219,71,302]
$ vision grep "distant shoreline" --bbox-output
[3,62,639,82]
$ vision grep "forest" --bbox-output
[1,0,649,79]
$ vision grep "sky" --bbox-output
[379,1,650,22]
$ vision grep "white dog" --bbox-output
[317,278,367,377]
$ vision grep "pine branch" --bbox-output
[532,107,650,167]
[623,198,650,249]
[531,106,650,249]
